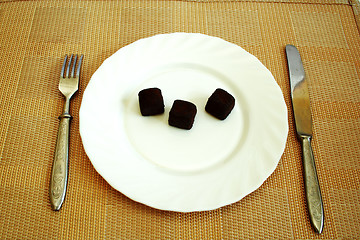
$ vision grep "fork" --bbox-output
[50,54,83,211]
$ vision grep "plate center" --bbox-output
[124,64,247,173]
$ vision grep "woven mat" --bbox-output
[1,0,359,239]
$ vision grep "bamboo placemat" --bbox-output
[0,0,359,239]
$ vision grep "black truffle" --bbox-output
[205,88,235,120]
[169,100,197,130]
[138,88,165,116]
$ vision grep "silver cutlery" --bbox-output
[286,45,324,234]
[50,54,83,211]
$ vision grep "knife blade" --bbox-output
[286,44,324,234]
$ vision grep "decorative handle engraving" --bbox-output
[301,136,324,234]
[50,113,71,211]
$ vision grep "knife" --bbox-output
[285,44,324,234]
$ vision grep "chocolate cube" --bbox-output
[169,100,197,130]
[205,88,235,120]
[138,88,164,116]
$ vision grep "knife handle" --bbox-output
[301,135,324,234]
[50,113,71,211]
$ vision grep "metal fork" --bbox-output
[50,54,83,211]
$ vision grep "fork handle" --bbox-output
[50,113,71,211]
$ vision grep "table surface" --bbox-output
[1,0,359,239]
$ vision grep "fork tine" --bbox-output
[66,54,74,78]
[76,55,84,78]
[71,55,78,78]
[61,55,68,78]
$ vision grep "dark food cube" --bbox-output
[169,100,197,130]
[138,88,165,116]
[205,88,235,120]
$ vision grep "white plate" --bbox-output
[79,33,288,212]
